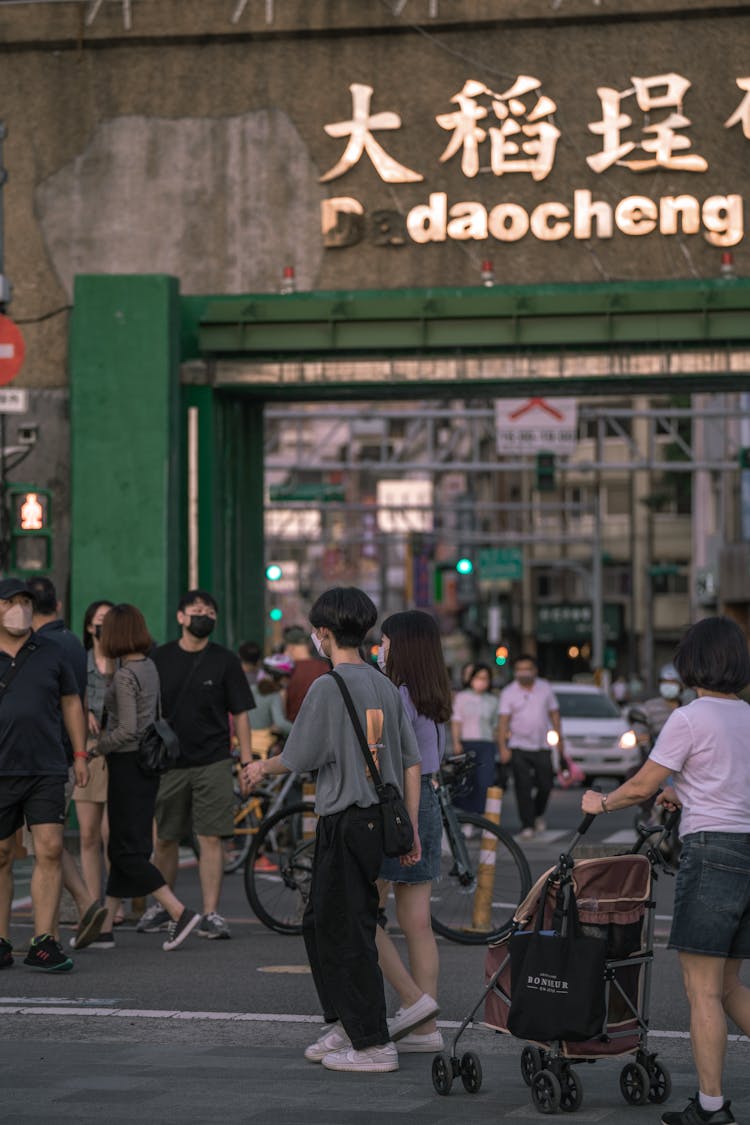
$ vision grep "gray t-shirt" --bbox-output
[280,663,421,816]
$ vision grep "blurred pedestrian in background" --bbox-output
[282,624,328,721]
[248,652,294,757]
[376,610,451,1054]
[498,654,562,840]
[451,662,498,818]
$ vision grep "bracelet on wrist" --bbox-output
[74,751,89,760]
[600,793,609,813]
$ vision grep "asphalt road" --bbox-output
[2,786,748,1124]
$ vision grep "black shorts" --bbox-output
[0,775,67,841]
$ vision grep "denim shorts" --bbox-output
[668,832,750,958]
[380,776,441,884]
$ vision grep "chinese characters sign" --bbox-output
[320,75,749,250]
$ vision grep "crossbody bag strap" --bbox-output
[328,669,387,798]
[0,639,39,703]
[124,660,162,721]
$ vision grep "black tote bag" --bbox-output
[507,880,607,1043]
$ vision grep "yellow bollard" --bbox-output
[302,779,317,840]
[470,785,504,932]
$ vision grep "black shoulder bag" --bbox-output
[329,669,415,858]
[131,651,206,777]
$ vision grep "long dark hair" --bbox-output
[82,599,114,651]
[381,610,452,723]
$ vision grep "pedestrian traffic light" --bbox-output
[535,452,556,492]
[269,607,283,621]
[739,447,750,470]
[495,644,509,667]
[456,557,474,575]
[265,563,283,582]
[7,485,52,573]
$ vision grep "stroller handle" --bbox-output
[576,813,596,836]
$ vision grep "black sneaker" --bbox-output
[662,1094,736,1125]
[0,937,13,969]
[24,933,74,972]
[162,908,201,952]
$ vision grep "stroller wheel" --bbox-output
[646,1059,672,1104]
[531,1070,561,1114]
[520,1046,542,1087]
[619,1062,650,1105]
[431,1053,453,1096]
[460,1051,482,1094]
[559,1068,583,1113]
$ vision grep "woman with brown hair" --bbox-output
[77,604,200,952]
[375,610,453,1053]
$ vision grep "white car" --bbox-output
[547,682,639,784]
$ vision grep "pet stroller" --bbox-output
[431,812,677,1114]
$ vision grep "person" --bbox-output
[581,616,750,1125]
[628,662,685,821]
[248,652,294,757]
[375,610,452,1054]
[0,577,89,972]
[27,577,107,949]
[451,662,498,818]
[85,603,201,952]
[282,624,328,721]
[497,654,562,840]
[246,587,422,1074]
[74,600,115,912]
[137,589,254,940]
[238,640,262,687]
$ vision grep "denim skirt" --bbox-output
[380,776,441,884]
[669,831,750,957]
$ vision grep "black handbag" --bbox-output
[329,670,415,858]
[507,877,607,1043]
[127,655,204,778]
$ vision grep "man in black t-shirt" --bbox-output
[139,590,253,941]
[0,577,89,972]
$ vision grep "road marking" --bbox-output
[257,965,311,974]
[0,1002,744,1042]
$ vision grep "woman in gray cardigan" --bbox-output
[80,604,200,953]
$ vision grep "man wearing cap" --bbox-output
[0,577,89,972]
[283,625,329,721]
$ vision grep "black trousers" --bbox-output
[302,804,389,1051]
[106,752,168,899]
[511,748,554,830]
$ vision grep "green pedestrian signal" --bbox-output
[456,557,474,576]
[265,563,283,582]
[269,607,283,621]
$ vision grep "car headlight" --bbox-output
[619,729,638,750]
[546,729,559,747]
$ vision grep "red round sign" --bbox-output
[0,315,25,386]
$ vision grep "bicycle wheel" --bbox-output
[430,812,531,944]
[244,801,316,934]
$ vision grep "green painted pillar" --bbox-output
[69,275,182,643]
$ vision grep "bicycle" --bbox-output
[244,753,532,943]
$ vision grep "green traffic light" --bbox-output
[456,557,474,575]
[265,563,283,582]
[269,607,283,621]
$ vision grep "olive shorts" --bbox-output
[155,758,235,841]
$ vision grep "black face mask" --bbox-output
[186,614,215,639]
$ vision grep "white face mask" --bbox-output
[659,681,680,700]
[310,631,326,657]
[3,602,32,636]
[376,644,387,672]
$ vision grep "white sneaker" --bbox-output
[387,993,440,1040]
[304,1022,351,1062]
[396,1030,444,1053]
[322,1043,399,1072]
[519,827,535,841]
[534,817,547,833]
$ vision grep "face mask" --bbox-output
[186,614,215,639]
[376,644,387,672]
[659,681,680,700]
[3,602,32,636]
[516,673,535,686]
[310,631,326,657]
[94,624,103,639]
